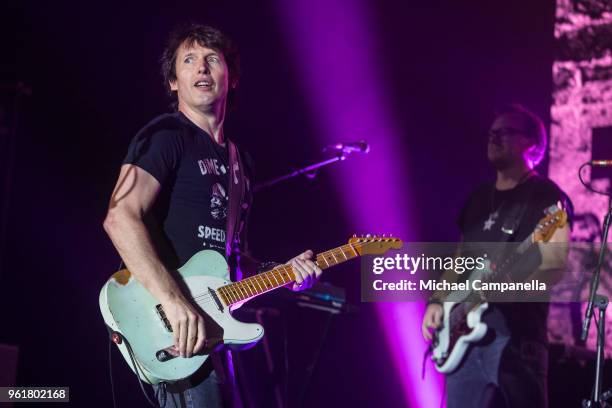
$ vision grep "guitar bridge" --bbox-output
[156,304,173,332]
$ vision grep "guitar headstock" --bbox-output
[534,205,568,243]
[349,234,403,255]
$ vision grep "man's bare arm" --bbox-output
[530,223,571,286]
[103,164,205,358]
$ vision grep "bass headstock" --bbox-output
[534,204,568,243]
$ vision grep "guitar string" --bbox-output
[188,258,326,306]
[159,241,390,309]
[187,243,365,303]
[184,261,315,307]
[446,232,546,327]
[187,243,364,305]
[185,263,306,307]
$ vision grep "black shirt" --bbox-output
[123,111,251,270]
[457,174,573,342]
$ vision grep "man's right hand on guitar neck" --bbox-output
[422,303,443,341]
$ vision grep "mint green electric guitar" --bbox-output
[99,236,402,384]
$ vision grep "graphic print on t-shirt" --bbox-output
[197,224,226,249]
[483,211,499,231]
[198,158,227,176]
[196,161,229,252]
[210,183,227,220]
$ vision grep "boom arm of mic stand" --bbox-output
[253,153,347,193]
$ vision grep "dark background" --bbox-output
[0,1,583,407]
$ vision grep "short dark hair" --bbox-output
[160,24,240,109]
[495,103,547,167]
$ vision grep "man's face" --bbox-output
[170,41,231,112]
[487,113,535,169]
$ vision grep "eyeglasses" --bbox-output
[488,127,529,141]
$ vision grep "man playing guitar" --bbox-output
[421,104,572,408]
[103,24,322,407]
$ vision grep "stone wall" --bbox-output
[548,0,612,355]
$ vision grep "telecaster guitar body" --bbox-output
[99,236,403,384]
[99,250,263,385]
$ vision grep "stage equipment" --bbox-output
[253,140,369,193]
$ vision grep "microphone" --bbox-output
[591,160,612,166]
[324,141,370,154]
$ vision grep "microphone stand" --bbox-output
[582,193,612,407]
[253,148,362,193]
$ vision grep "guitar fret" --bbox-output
[236,284,247,300]
[252,278,261,294]
[319,255,330,268]
[219,288,231,305]
[324,253,333,266]
[263,272,275,289]
[229,285,239,302]
[330,251,338,264]
[222,285,233,303]
[245,280,256,297]
[243,280,255,297]
[348,243,358,257]
[253,276,264,293]
[234,283,246,301]
[339,247,348,260]
[261,274,271,290]
[279,266,290,284]
[237,282,248,298]
[270,270,281,286]
[252,277,263,294]
[228,285,239,303]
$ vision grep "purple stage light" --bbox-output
[273,0,444,406]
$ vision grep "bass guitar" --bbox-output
[431,206,567,373]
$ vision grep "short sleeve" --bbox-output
[122,128,182,186]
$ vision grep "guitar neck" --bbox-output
[217,244,360,307]
[459,233,535,305]
[485,233,535,285]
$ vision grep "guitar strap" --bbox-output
[500,200,529,241]
[498,179,535,243]
[211,138,247,408]
[225,139,249,280]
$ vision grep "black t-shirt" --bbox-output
[122,111,251,270]
[457,174,573,342]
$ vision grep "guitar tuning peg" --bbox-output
[353,233,357,237]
